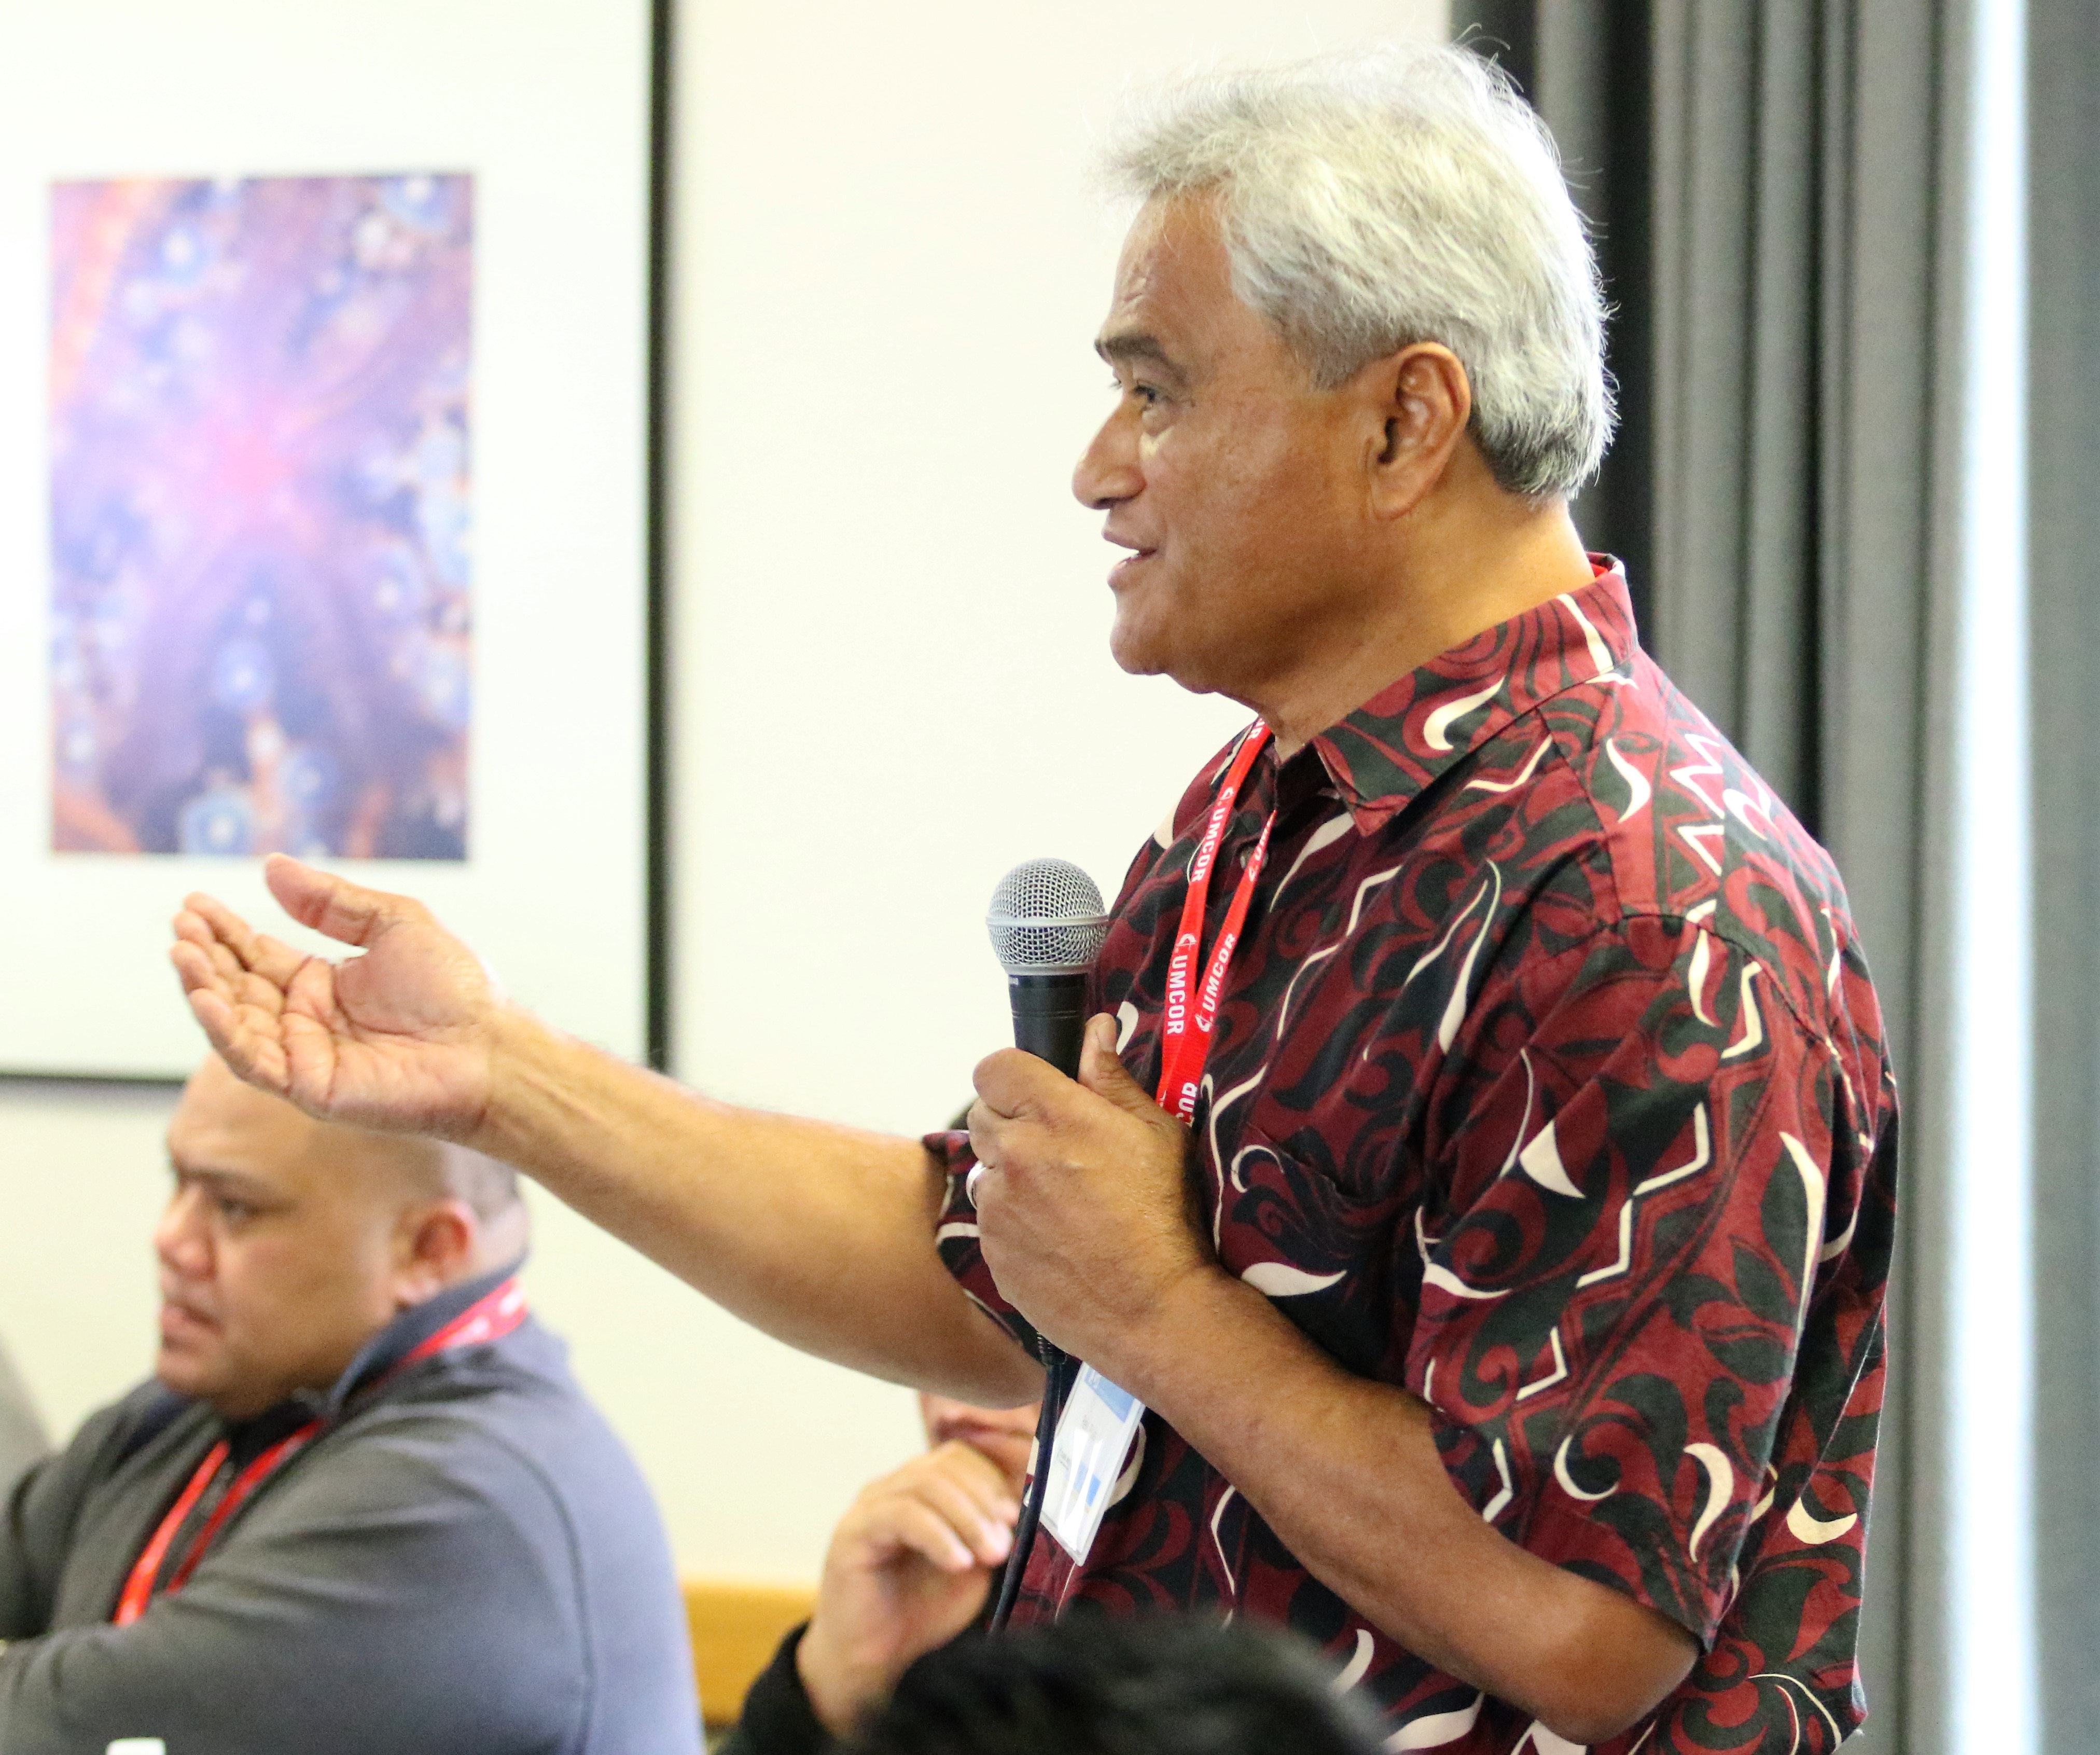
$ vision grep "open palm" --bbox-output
[170,855,497,1138]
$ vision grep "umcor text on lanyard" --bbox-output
[1038,723,1276,1569]
[111,1278,529,1626]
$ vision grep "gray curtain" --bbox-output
[1457,2,1988,1749]
[2028,1,2100,1748]
[1629,12,1971,1754]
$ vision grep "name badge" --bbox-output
[1039,1364,1145,1566]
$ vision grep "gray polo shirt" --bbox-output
[0,1268,703,1755]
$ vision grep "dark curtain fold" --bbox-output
[1531,2,1656,635]
[2027,2,2100,1749]
[1456,4,1981,1749]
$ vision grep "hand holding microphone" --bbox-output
[969,861,1207,1626]
[969,859,1110,1209]
[970,857,1204,1343]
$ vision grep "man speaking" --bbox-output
[171,43,1894,1755]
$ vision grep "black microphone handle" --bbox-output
[988,970,1089,1630]
[1007,972,1090,1078]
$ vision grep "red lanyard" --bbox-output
[1157,724,1275,1123]
[113,1277,527,1626]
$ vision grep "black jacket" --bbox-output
[716,1624,829,1755]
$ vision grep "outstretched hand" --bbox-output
[170,854,499,1139]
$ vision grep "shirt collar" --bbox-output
[287,1255,527,1425]
[1304,558,1637,835]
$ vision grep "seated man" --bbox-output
[0,1343,45,1496]
[0,1055,702,1755]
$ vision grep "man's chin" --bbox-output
[1106,612,1176,683]
[1108,634,1226,700]
[153,1346,224,1405]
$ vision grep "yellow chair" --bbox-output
[685,1579,820,1730]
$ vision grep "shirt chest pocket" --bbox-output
[1207,1116,1422,1381]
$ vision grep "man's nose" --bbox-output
[1072,406,1142,510]
[154,1188,210,1276]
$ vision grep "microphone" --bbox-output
[985,859,1110,1078]
[979,859,1107,1630]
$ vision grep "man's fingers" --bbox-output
[242,930,307,989]
[177,894,261,971]
[210,931,294,1002]
[921,1439,1023,1512]
[972,1046,1069,1118]
[912,1446,1022,1537]
[846,1452,1018,1570]
[173,906,304,1027]
[264,853,416,950]
[175,895,307,988]
[179,984,293,1095]
[171,902,307,1098]
[1079,1012,1162,1118]
[872,1496,1005,1572]
[966,1100,999,1173]
[169,935,230,1001]
[180,981,237,1047]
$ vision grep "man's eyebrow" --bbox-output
[1095,332,1186,380]
[170,1163,277,1199]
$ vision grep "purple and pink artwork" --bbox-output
[49,172,473,859]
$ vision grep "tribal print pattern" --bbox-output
[934,564,1896,1754]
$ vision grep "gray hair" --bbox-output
[1103,42,1611,499]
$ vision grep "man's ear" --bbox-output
[1362,341,1473,519]
[392,1198,478,1307]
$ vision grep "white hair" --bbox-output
[1103,42,1611,499]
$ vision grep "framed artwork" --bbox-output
[0,0,665,1077]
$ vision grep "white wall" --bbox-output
[0,0,1445,1585]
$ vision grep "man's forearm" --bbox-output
[472,1011,1040,1403]
[1103,1269,1695,1743]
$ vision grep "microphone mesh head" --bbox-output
[988,859,1109,975]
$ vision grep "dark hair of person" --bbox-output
[843,1610,1385,1755]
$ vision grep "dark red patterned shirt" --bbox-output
[932,564,1896,1753]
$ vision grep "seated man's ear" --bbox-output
[393,1199,478,1305]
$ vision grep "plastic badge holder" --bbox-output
[1039,1364,1146,1566]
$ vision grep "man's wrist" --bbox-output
[470,1006,577,1163]
[794,1611,890,1738]
[1098,1262,1270,1409]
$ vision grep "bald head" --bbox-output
[177,1056,522,1219]
[155,1055,530,1418]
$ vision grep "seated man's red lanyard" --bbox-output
[112,1277,528,1625]
[1157,722,1275,1120]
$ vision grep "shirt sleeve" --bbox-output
[0,1413,600,1755]
[0,1393,147,1642]
[713,1623,835,1755]
[0,1453,67,1643]
[925,1129,1046,1363]
[1409,911,1882,1646]
[0,1344,47,1505]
